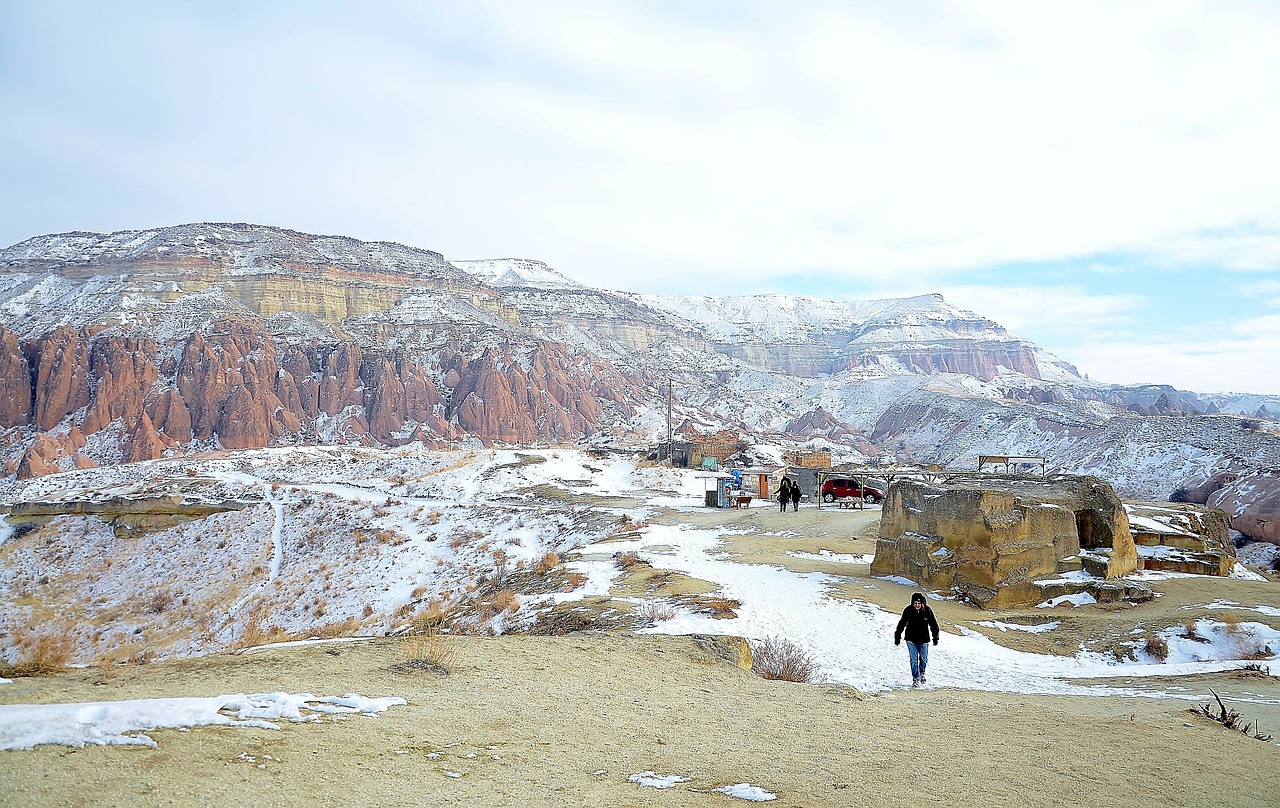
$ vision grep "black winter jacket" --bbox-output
[894,603,940,646]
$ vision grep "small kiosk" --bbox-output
[697,473,753,508]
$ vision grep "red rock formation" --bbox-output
[174,321,298,449]
[361,355,442,444]
[0,326,33,428]
[123,412,168,464]
[145,389,193,442]
[319,344,364,415]
[1209,471,1280,545]
[17,434,63,479]
[82,335,159,435]
[29,326,91,430]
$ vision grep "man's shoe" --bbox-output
[920,675,927,686]
[911,677,920,687]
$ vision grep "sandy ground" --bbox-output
[2,634,1278,808]
[3,501,1279,807]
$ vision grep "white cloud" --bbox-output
[928,284,1147,339]
[1069,320,1280,395]
[3,0,1280,393]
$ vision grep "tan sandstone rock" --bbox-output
[871,474,1139,608]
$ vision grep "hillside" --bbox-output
[2,223,1280,543]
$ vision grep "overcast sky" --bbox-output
[2,1,1278,394]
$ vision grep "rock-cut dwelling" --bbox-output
[869,474,1232,609]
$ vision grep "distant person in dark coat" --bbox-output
[777,478,791,512]
[788,479,801,511]
[894,592,940,687]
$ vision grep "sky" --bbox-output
[1,1,1278,394]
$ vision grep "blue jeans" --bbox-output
[906,641,929,681]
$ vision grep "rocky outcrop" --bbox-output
[28,326,91,431]
[871,474,1139,608]
[0,326,33,428]
[1125,502,1236,575]
[4,311,640,477]
[15,429,95,480]
[82,334,159,435]
[1208,470,1280,545]
[783,407,876,454]
[844,344,1042,381]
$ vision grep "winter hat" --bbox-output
[911,592,926,604]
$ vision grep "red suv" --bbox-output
[821,478,884,504]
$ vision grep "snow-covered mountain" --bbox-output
[1,222,1279,543]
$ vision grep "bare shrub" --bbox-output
[564,571,589,591]
[1190,689,1273,741]
[145,589,174,615]
[751,636,819,683]
[615,552,643,569]
[1143,631,1169,661]
[637,601,677,624]
[1181,618,1203,640]
[535,552,561,573]
[5,632,75,676]
[494,589,520,614]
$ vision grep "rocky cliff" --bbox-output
[3,222,1278,548]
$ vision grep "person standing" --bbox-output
[788,478,801,512]
[777,478,792,512]
[893,592,940,687]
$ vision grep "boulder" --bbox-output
[871,474,1139,608]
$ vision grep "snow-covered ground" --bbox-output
[0,692,404,751]
[2,447,1278,751]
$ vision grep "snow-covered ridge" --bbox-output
[0,222,459,280]
[449,258,587,291]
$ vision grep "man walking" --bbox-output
[893,592,940,687]
[777,478,792,512]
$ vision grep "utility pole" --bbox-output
[666,375,673,467]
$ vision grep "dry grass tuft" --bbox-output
[494,589,520,614]
[615,551,643,569]
[396,629,457,675]
[672,593,741,619]
[410,599,453,633]
[1221,612,1242,634]
[564,571,589,591]
[1143,631,1169,661]
[308,617,364,639]
[4,632,75,677]
[751,636,819,683]
[1181,618,1204,641]
[535,552,561,573]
